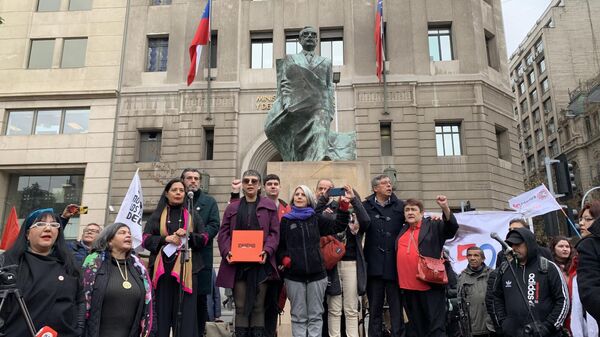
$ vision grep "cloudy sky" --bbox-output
[501,0,553,56]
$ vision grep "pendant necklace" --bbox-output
[115,257,132,289]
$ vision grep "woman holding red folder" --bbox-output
[216,170,280,337]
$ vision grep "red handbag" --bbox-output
[320,235,346,270]
[409,230,448,285]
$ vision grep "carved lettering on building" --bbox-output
[358,90,413,103]
[150,162,177,185]
[184,95,235,109]
[256,95,276,111]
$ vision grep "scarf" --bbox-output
[82,251,154,337]
[152,206,194,293]
[283,205,315,220]
[236,196,260,230]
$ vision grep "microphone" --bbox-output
[36,326,58,337]
[187,191,195,199]
[490,232,513,254]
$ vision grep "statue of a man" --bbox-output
[264,26,356,161]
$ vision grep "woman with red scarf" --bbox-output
[143,178,208,337]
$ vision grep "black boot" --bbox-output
[251,327,266,337]
[236,327,250,337]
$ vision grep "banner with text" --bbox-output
[508,184,561,218]
[115,171,144,249]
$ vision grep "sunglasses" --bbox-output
[30,221,61,229]
[242,178,260,185]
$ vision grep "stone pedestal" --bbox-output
[266,160,372,202]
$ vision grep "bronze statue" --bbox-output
[264,26,356,161]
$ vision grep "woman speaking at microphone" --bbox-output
[0,208,84,337]
[81,223,155,337]
[143,178,207,337]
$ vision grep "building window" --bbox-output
[522,117,530,132]
[527,155,535,171]
[528,71,536,85]
[541,78,549,93]
[28,39,55,69]
[496,125,510,161]
[543,98,552,113]
[535,128,544,143]
[535,38,544,54]
[530,89,538,104]
[320,28,344,66]
[525,52,534,66]
[151,0,171,4]
[435,124,461,156]
[520,99,528,113]
[380,122,392,156]
[285,30,301,55]
[519,82,526,95]
[533,108,540,122]
[61,38,87,68]
[147,36,168,72]
[6,174,84,240]
[525,136,533,149]
[537,148,546,166]
[550,140,559,157]
[204,128,214,160]
[250,31,273,69]
[547,118,555,135]
[517,63,525,76]
[538,58,546,73]
[138,131,162,162]
[37,0,61,11]
[209,31,218,68]
[69,0,92,10]
[428,25,453,61]
[5,108,90,135]
[485,30,499,70]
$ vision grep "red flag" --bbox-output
[0,207,20,250]
[187,0,211,86]
[374,0,384,82]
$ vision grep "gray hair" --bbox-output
[291,185,317,209]
[371,175,390,189]
[242,169,262,182]
[91,223,131,253]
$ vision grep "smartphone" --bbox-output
[328,188,345,197]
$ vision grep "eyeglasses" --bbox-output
[84,229,100,234]
[242,178,260,185]
[579,217,595,222]
[30,222,61,229]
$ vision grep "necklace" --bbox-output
[114,257,132,289]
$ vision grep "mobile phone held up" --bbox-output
[68,205,89,215]
[328,188,346,197]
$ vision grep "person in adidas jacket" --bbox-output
[491,228,569,337]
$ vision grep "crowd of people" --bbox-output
[0,167,599,337]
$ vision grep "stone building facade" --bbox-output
[508,0,600,179]
[0,0,524,238]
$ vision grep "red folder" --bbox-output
[230,230,264,263]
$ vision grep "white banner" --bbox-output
[115,170,144,249]
[443,211,519,273]
[508,184,561,218]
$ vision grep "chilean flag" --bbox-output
[374,0,384,82]
[187,0,211,86]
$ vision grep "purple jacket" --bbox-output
[216,197,280,289]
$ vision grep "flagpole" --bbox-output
[380,1,388,115]
[206,0,213,121]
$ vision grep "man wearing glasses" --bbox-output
[180,168,221,337]
[68,222,102,266]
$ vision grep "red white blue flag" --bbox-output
[374,0,384,82]
[187,0,211,86]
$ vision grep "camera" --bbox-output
[0,265,18,290]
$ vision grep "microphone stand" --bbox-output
[502,250,543,337]
[174,192,194,337]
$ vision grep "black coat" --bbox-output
[396,212,459,261]
[277,210,349,283]
[84,254,153,337]
[576,217,600,322]
[363,193,405,280]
